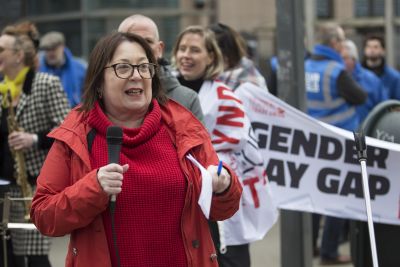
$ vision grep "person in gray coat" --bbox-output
[118,14,204,122]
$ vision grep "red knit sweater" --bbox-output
[88,101,187,267]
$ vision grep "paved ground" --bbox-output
[48,217,353,267]
[250,218,353,267]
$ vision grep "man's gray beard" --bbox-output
[47,56,65,68]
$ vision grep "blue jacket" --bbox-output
[39,47,87,107]
[305,45,359,131]
[270,56,278,73]
[380,65,400,100]
[352,63,388,124]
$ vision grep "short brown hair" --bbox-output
[80,31,166,112]
[171,25,224,80]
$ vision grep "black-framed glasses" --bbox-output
[104,63,156,79]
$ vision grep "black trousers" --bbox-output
[217,244,250,267]
[1,234,16,267]
[14,255,51,267]
[209,221,251,267]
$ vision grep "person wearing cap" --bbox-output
[341,39,388,124]
[39,31,87,107]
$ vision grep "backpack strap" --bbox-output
[87,128,96,153]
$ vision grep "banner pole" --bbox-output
[353,132,379,267]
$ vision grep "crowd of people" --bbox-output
[0,12,398,267]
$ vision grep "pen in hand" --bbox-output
[217,160,223,176]
[209,160,230,194]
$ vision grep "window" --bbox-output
[395,0,400,16]
[316,0,333,19]
[87,19,107,53]
[83,16,179,58]
[157,17,180,56]
[354,0,385,17]
[36,20,82,57]
[87,0,178,9]
[25,0,80,15]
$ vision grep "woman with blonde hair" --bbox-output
[172,26,258,267]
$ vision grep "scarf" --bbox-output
[0,67,30,107]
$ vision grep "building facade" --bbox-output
[0,0,399,68]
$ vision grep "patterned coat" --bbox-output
[0,69,70,255]
[0,69,70,178]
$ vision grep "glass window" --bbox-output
[83,16,179,58]
[395,0,400,16]
[87,0,178,9]
[355,0,384,17]
[395,26,400,69]
[157,17,180,57]
[87,19,107,53]
[0,1,25,27]
[37,20,82,57]
[316,0,333,19]
[25,0,80,15]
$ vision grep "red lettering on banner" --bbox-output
[217,86,242,104]
[262,170,268,185]
[212,129,240,145]
[243,177,260,208]
[216,106,244,127]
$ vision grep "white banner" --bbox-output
[236,83,400,225]
[199,81,278,246]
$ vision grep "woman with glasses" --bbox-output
[0,22,70,267]
[30,31,242,267]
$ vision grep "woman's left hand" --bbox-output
[8,131,36,150]
[207,165,231,194]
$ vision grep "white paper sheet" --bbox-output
[186,154,213,219]
[7,223,37,230]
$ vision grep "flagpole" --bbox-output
[353,131,379,267]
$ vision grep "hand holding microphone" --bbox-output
[96,126,128,201]
[208,161,231,194]
[97,163,129,196]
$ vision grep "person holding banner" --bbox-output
[208,22,278,266]
[30,31,242,267]
[172,25,276,267]
[305,22,367,265]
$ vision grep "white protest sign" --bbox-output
[236,83,400,225]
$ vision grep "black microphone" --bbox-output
[106,126,123,267]
[106,126,123,202]
[353,131,367,161]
